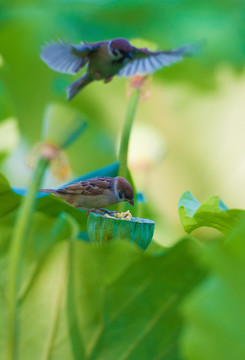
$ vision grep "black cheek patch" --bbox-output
[118,190,124,199]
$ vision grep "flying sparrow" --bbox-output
[39,176,134,213]
[41,38,201,100]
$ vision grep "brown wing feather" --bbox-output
[57,177,114,196]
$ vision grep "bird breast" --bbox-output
[88,43,125,79]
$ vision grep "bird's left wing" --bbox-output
[118,42,202,77]
[57,177,113,196]
[41,40,99,75]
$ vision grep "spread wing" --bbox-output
[41,40,99,75]
[57,177,113,196]
[118,42,203,77]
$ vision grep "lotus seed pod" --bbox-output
[87,212,155,250]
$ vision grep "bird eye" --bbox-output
[113,48,121,57]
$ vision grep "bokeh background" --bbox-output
[1,0,245,243]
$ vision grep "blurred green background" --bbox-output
[1,0,245,243]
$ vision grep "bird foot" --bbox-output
[100,209,117,215]
[86,208,103,217]
[95,71,102,80]
[78,207,117,217]
[104,76,113,84]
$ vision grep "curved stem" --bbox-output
[6,157,49,360]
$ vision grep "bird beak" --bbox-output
[128,199,134,206]
[127,51,133,60]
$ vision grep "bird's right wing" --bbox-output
[118,41,204,77]
[41,40,98,75]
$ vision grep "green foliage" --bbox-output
[3,163,245,359]
[4,98,90,359]
[178,190,244,235]
[0,187,205,359]
[1,1,245,358]
[178,191,245,359]
[181,221,245,360]
[0,172,206,359]
[0,174,21,216]
[4,176,245,360]
[68,239,205,360]
[0,210,82,360]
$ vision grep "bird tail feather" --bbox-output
[66,74,93,101]
[39,189,57,194]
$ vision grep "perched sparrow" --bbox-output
[41,38,200,100]
[39,176,134,212]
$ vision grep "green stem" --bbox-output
[6,157,49,360]
[119,89,140,179]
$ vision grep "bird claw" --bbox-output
[80,208,116,217]
[104,76,113,84]
[85,208,100,217]
[95,71,102,80]
[88,208,118,217]
[100,209,117,215]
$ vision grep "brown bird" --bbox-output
[39,176,134,213]
[41,38,201,100]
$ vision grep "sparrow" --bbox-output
[41,37,201,100]
[39,176,134,213]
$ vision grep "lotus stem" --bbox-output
[6,157,49,360]
[119,89,140,179]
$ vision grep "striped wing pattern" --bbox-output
[118,43,201,77]
[41,41,90,75]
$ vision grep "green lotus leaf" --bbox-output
[178,190,244,235]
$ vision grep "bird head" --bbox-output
[109,38,133,61]
[115,176,134,206]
